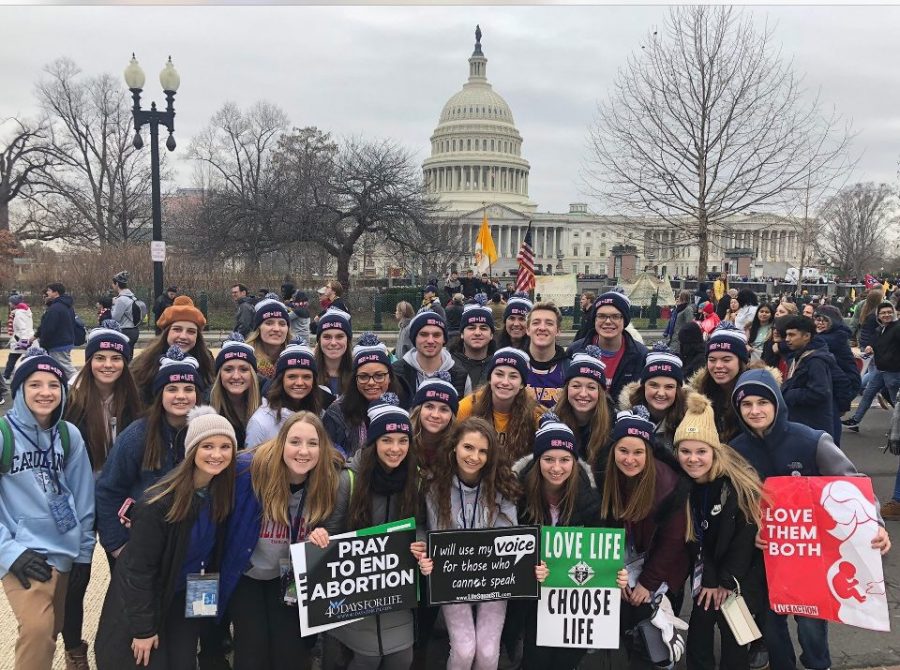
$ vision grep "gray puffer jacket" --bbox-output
[328,451,422,657]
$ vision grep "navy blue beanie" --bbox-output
[593,291,632,328]
[706,322,749,363]
[409,308,447,343]
[411,370,460,414]
[461,294,495,332]
[253,296,290,331]
[504,294,533,320]
[318,307,353,338]
[641,342,684,384]
[152,346,202,396]
[85,320,132,363]
[11,347,68,398]
[610,405,655,445]
[215,332,258,372]
[352,332,391,370]
[565,344,607,388]
[533,411,577,459]
[366,393,412,445]
[275,341,317,377]
[488,346,530,381]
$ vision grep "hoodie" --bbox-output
[393,348,472,398]
[111,288,140,329]
[730,369,869,486]
[36,293,76,351]
[0,384,95,576]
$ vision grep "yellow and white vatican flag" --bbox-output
[474,212,498,275]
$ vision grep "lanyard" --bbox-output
[289,487,307,543]
[457,479,480,529]
[7,416,61,486]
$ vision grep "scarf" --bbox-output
[372,458,409,496]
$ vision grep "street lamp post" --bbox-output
[124,54,180,306]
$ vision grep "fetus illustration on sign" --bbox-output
[820,480,889,631]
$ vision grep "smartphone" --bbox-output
[117,498,136,522]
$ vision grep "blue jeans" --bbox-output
[852,369,900,422]
[765,612,830,670]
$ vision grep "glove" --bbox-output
[650,594,688,663]
[8,549,52,589]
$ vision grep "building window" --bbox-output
[491,139,494,151]
[585,264,591,274]
[572,264,578,274]
[452,139,456,151]
[467,139,471,151]
[572,244,579,256]
[586,232,591,238]
[585,245,591,257]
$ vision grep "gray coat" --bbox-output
[669,304,694,354]
[329,454,420,658]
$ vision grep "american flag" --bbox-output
[515,224,535,293]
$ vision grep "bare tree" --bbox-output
[274,130,440,288]
[818,183,897,278]
[23,58,154,244]
[586,6,854,277]
[0,118,56,231]
[184,101,291,266]
[385,215,469,279]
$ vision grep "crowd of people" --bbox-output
[0,269,897,670]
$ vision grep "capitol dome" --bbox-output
[423,26,536,214]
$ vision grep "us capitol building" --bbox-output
[378,27,806,281]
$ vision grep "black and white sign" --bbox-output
[426,526,540,605]
[304,526,418,627]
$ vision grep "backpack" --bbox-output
[130,298,148,326]
[0,417,71,474]
[72,314,87,346]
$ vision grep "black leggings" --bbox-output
[61,561,92,649]
[229,575,310,670]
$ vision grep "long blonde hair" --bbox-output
[209,364,262,435]
[702,443,765,529]
[250,412,344,528]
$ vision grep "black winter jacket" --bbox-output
[95,492,223,669]
[688,476,765,613]
[874,321,900,373]
[36,294,75,350]
[567,330,648,401]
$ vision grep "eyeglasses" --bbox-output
[356,372,389,384]
[595,313,623,323]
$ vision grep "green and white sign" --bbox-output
[537,526,625,649]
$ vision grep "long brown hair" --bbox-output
[554,380,612,465]
[859,288,885,325]
[314,340,353,392]
[65,355,141,469]
[250,412,344,528]
[265,370,322,422]
[695,364,746,443]
[142,387,196,470]
[521,451,581,526]
[410,404,456,470]
[471,383,544,462]
[210,364,262,432]
[145,428,236,523]
[429,417,520,529]
[130,326,215,399]
[246,327,289,372]
[347,438,420,530]
[600,439,657,523]
[624,383,688,444]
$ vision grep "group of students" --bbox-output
[0,286,893,670]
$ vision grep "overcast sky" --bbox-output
[3,5,900,215]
